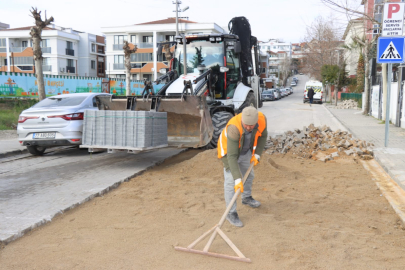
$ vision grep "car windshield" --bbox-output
[33,96,87,108]
[263,91,273,94]
[173,40,224,74]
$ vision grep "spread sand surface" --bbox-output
[1,150,405,269]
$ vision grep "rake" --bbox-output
[175,162,254,263]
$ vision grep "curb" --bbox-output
[0,148,187,245]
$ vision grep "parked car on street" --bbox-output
[285,88,291,95]
[286,87,293,94]
[273,88,281,100]
[280,88,287,97]
[291,81,297,87]
[261,89,275,101]
[17,93,112,156]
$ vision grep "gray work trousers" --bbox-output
[223,150,255,214]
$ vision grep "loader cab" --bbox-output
[172,34,241,100]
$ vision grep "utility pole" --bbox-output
[174,0,180,36]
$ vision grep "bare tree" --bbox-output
[302,16,342,81]
[29,7,54,101]
[321,0,381,115]
[123,41,137,96]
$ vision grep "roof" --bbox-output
[0,26,53,31]
[343,17,364,40]
[136,18,197,25]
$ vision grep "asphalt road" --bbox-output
[260,75,347,136]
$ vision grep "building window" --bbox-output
[142,36,153,43]
[41,39,49,47]
[130,53,153,62]
[91,60,96,69]
[114,55,124,63]
[67,41,73,50]
[114,35,124,44]
[67,59,74,67]
[22,41,28,48]
[0,38,6,47]
[91,44,96,52]
[131,35,136,44]
[165,35,175,41]
[42,58,50,65]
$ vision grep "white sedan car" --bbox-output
[17,93,111,155]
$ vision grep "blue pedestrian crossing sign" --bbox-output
[377,37,405,63]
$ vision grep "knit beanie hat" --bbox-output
[241,106,258,125]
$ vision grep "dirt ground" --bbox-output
[1,149,405,269]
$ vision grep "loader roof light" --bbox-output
[227,41,235,45]
[216,37,222,41]
[209,37,216,42]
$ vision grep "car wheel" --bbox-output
[27,145,46,156]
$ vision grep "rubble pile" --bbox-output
[264,124,374,162]
[337,99,359,109]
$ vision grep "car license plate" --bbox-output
[33,132,56,139]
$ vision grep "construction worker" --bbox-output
[217,106,268,227]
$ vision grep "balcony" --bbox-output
[66,48,74,56]
[66,66,75,73]
[0,47,6,52]
[42,65,52,72]
[42,47,51,54]
[135,42,153,48]
[113,44,125,51]
[9,47,28,53]
[97,48,105,54]
[113,63,125,70]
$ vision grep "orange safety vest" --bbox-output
[217,112,266,159]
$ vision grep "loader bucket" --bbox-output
[95,95,213,148]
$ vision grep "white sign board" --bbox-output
[382,3,405,36]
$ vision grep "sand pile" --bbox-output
[264,124,374,162]
[337,99,359,109]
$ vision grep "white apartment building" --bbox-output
[260,39,292,58]
[343,18,364,77]
[0,24,106,77]
[101,18,226,81]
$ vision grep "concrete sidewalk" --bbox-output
[324,104,405,191]
[0,130,26,157]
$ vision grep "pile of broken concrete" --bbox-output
[264,124,374,162]
[337,99,359,109]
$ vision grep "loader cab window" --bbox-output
[225,48,240,99]
[173,41,224,74]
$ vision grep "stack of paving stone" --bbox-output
[337,99,359,109]
[83,110,168,149]
[264,124,374,162]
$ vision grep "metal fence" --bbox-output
[341,93,362,107]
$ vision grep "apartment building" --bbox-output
[0,24,106,77]
[101,18,226,81]
[260,39,292,58]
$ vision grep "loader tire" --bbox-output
[206,111,234,149]
[238,92,256,113]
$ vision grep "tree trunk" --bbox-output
[363,45,370,115]
[32,36,45,100]
[125,56,131,96]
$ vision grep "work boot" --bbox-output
[242,196,261,208]
[226,212,243,227]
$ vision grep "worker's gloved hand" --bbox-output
[250,154,260,166]
[234,178,244,193]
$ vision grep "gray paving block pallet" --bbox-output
[82,110,168,149]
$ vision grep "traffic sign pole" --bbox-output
[385,63,392,147]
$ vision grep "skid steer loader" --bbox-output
[94,16,263,149]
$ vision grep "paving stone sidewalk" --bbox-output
[325,104,405,190]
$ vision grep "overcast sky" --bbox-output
[1,0,360,43]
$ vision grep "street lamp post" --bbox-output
[173,1,189,36]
